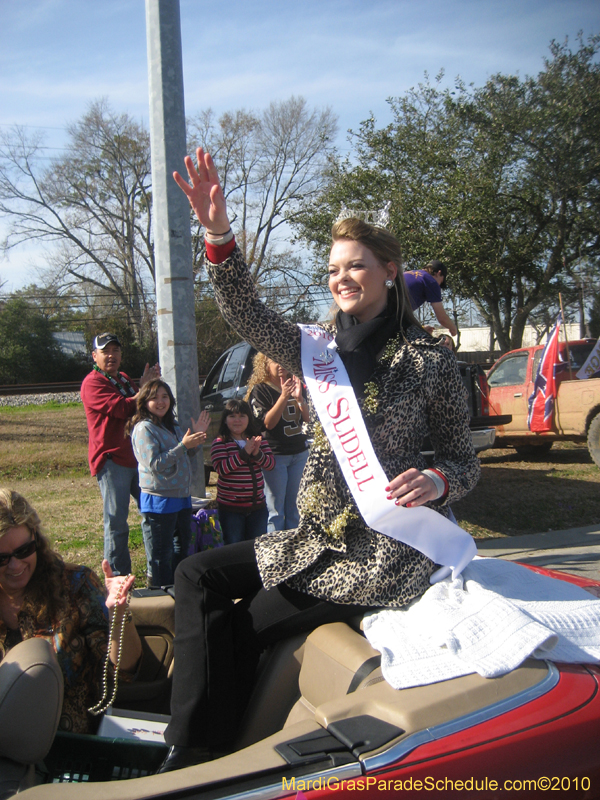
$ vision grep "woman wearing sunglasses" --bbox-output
[0,488,141,733]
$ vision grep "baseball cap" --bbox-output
[427,260,448,290]
[93,333,122,351]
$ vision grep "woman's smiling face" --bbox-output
[328,239,397,323]
[0,525,37,596]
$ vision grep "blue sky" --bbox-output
[1,0,598,291]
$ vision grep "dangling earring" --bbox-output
[385,279,394,289]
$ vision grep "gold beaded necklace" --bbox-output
[88,577,132,716]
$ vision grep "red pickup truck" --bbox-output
[487,339,600,467]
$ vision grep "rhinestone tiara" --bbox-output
[334,200,391,229]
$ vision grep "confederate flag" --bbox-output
[527,313,562,432]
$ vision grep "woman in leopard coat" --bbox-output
[158,149,480,772]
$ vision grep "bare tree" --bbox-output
[188,96,337,315]
[0,99,155,342]
[0,96,336,351]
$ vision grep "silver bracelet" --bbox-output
[421,469,446,500]
[204,229,234,246]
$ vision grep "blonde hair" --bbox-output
[245,352,275,400]
[331,217,421,331]
[0,489,66,629]
[0,488,42,539]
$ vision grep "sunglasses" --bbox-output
[0,537,37,568]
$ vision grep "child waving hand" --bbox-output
[130,379,210,586]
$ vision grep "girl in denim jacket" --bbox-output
[130,379,209,586]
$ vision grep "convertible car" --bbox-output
[4,564,600,800]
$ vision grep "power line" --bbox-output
[0,282,330,301]
[0,287,331,320]
[0,122,70,132]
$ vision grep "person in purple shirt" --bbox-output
[404,260,457,337]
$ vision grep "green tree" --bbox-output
[0,297,82,383]
[453,34,600,349]
[295,35,600,352]
[11,283,88,330]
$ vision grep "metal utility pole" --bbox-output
[145,0,205,496]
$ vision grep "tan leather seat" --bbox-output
[235,620,381,748]
[285,622,382,727]
[114,593,175,715]
[0,638,63,798]
[296,623,548,743]
[234,633,308,749]
[235,618,549,756]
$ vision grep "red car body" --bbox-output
[295,565,600,800]
[21,565,600,800]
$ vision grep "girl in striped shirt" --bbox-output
[210,399,275,545]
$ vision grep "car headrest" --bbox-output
[0,638,64,764]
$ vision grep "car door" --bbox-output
[487,352,531,434]
[552,341,597,433]
[199,351,230,420]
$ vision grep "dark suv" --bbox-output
[199,343,508,479]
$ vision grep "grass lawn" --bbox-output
[453,440,600,538]
[1,403,599,583]
[0,402,216,584]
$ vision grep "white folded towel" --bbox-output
[363,557,600,689]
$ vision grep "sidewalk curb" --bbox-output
[476,525,600,557]
[475,525,600,581]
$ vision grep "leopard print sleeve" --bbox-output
[206,246,303,378]
[424,346,481,503]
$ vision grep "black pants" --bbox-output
[165,539,370,748]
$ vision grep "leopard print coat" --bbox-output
[207,246,480,609]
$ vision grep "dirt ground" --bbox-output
[453,441,600,538]
[1,403,599,581]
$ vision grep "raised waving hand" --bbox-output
[173,148,230,234]
[191,409,211,434]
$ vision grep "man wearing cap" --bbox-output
[81,333,159,575]
[404,260,458,337]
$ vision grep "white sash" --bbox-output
[299,324,476,583]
